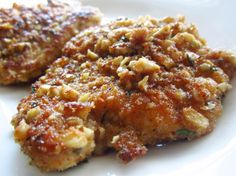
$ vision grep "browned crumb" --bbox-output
[12,16,236,171]
[0,0,101,85]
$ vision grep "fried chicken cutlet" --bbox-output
[12,16,236,171]
[0,0,101,85]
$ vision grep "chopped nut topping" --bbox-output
[112,56,124,66]
[111,135,120,144]
[174,88,187,100]
[201,101,216,110]
[61,84,79,101]
[217,82,232,93]
[0,22,13,29]
[128,57,160,73]
[48,113,59,120]
[62,126,94,149]
[174,32,202,49]
[87,49,98,60]
[66,117,84,126]
[14,119,30,142]
[199,63,212,71]
[79,93,91,102]
[81,72,90,80]
[183,107,209,134]
[11,15,236,171]
[48,86,61,97]
[120,57,131,66]
[138,76,149,91]
[0,0,101,85]
[36,84,51,97]
[26,106,41,122]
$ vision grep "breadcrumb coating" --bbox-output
[0,0,101,85]
[12,16,236,171]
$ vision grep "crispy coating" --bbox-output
[0,0,101,85]
[12,16,236,171]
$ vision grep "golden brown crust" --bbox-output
[0,0,101,85]
[12,16,236,171]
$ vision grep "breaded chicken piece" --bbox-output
[0,0,101,85]
[12,16,236,171]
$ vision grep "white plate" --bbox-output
[0,0,236,175]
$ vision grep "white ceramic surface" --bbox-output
[0,0,236,175]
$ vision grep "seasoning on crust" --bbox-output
[12,16,236,171]
[0,0,101,85]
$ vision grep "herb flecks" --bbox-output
[176,129,196,137]
[31,86,36,93]
[31,102,38,108]
[210,66,218,72]
[120,36,129,42]
[186,52,199,67]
